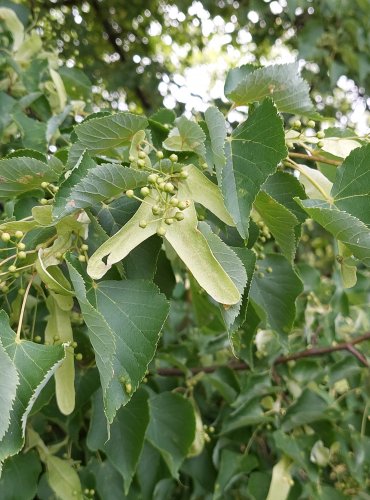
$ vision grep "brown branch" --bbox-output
[90,0,151,110]
[154,332,370,377]
[289,152,341,166]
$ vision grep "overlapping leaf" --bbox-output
[204,106,227,181]
[0,311,65,464]
[75,112,148,152]
[0,157,62,198]
[67,260,169,423]
[225,62,319,118]
[163,116,206,157]
[53,153,147,219]
[250,254,303,334]
[222,98,287,239]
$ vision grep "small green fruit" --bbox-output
[128,155,135,162]
[179,169,189,179]
[165,218,174,225]
[164,182,175,193]
[1,232,11,242]
[139,220,147,228]
[170,197,179,207]
[81,244,89,251]
[137,159,146,168]
[138,151,146,159]
[17,242,26,250]
[293,119,301,129]
[158,182,166,191]
[78,254,86,262]
[18,288,25,296]
[156,150,164,159]
[126,189,134,198]
[175,212,185,221]
[157,227,166,237]
[140,186,150,197]
[152,205,162,215]
[178,200,189,210]
[75,353,83,361]
[317,131,325,139]
[148,173,158,183]
[317,141,324,148]
[307,120,315,128]
[41,181,49,189]
[169,153,178,162]
[15,231,23,239]
[18,251,27,259]
[34,336,42,343]
[8,265,17,273]
[40,198,48,205]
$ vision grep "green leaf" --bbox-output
[0,157,61,198]
[163,116,206,157]
[0,451,41,500]
[12,110,47,153]
[94,280,169,419]
[45,294,75,416]
[46,455,83,500]
[53,154,148,219]
[254,191,299,262]
[204,106,227,180]
[225,62,319,118]
[89,389,150,494]
[0,339,18,442]
[331,143,370,225]
[58,66,92,101]
[66,261,116,418]
[262,171,307,223]
[75,112,148,152]
[67,260,169,423]
[0,7,24,50]
[223,98,287,239]
[146,392,196,478]
[250,254,303,334]
[0,311,65,464]
[296,199,370,267]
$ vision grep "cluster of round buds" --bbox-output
[257,220,271,244]
[125,160,191,237]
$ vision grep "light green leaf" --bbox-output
[75,112,148,152]
[0,340,18,442]
[0,8,24,50]
[163,116,206,157]
[225,62,319,118]
[250,254,303,334]
[45,294,75,416]
[87,180,240,305]
[254,191,299,262]
[223,98,287,239]
[146,392,196,478]
[53,154,148,219]
[0,157,61,199]
[14,33,42,63]
[183,165,234,226]
[298,164,333,201]
[331,143,370,225]
[204,106,227,180]
[36,249,74,296]
[46,455,83,500]
[198,222,247,329]
[164,187,240,305]
[0,311,65,464]
[49,68,67,112]
[266,456,293,500]
[296,199,370,267]
[87,200,157,280]
[320,137,361,158]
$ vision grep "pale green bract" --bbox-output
[87,165,240,305]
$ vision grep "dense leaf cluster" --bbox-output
[0,6,370,500]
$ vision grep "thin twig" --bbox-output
[289,152,341,166]
[15,274,35,343]
[153,332,370,376]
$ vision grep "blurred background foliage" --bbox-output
[10,0,370,129]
